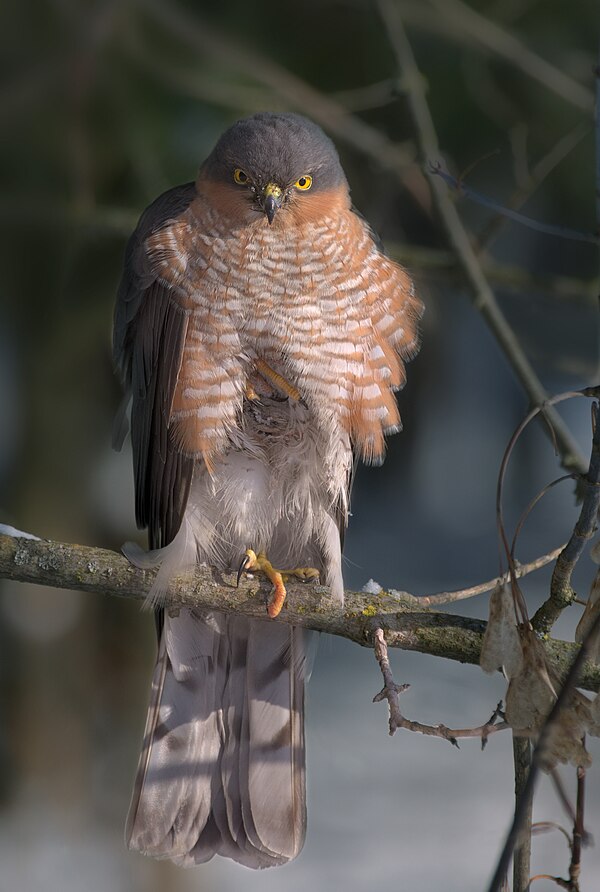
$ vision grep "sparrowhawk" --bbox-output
[114,111,422,869]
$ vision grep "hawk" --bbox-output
[114,112,422,868]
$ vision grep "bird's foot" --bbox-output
[254,358,301,402]
[236,548,320,618]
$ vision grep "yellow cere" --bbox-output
[233,168,249,184]
[294,175,312,191]
[263,182,283,199]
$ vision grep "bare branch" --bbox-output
[476,122,591,254]
[431,162,599,246]
[425,0,593,112]
[136,0,430,209]
[512,737,533,892]
[376,0,587,475]
[373,628,509,742]
[419,545,565,606]
[533,402,600,634]
[486,607,600,892]
[1,534,598,692]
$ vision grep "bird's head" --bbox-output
[197,112,350,227]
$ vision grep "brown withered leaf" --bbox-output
[505,630,556,731]
[541,691,592,769]
[506,630,592,768]
[575,567,600,664]
[588,690,600,738]
[589,539,600,564]
[480,582,523,676]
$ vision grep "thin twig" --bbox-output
[376,0,587,475]
[485,605,600,892]
[550,769,578,827]
[1,198,596,304]
[529,877,570,889]
[432,163,598,246]
[512,736,533,892]
[135,0,430,209]
[569,766,587,889]
[533,402,600,635]
[418,545,565,606]
[426,0,593,112]
[476,123,591,253]
[531,822,573,849]
[372,628,508,743]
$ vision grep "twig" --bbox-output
[426,0,593,112]
[0,198,595,304]
[529,877,570,889]
[476,123,590,253]
[528,768,587,890]
[531,822,573,849]
[596,49,600,237]
[2,534,598,690]
[570,766,587,889]
[375,0,587,475]
[372,628,508,743]
[432,163,599,246]
[135,0,430,209]
[550,769,578,827]
[419,544,564,606]
[512,737,533,892]
[533,402,600,635]
[485,607,600,892]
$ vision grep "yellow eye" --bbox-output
[294,175,312,191]
[233,168,249,185]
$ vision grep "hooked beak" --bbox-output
[262,182,283,225]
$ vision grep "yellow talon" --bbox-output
[255,358,301,402]
[282,567,321,583]
[237,549,320,619]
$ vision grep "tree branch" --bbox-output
[533,402,600,635]
[376,0,587,475]
[136,0,430,209]
[373,627,509,742]
[1,534,599,692]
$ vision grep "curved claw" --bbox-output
[236,553,251,587]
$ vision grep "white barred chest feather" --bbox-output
[146,198,421,468]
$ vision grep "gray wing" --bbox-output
[114,182,196,550]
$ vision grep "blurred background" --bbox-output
[0,1,599,889]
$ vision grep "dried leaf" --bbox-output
[505,630,593,768]
[505,631,556,731]
[575,568,600,663]
[541,691,592,770]
[480,582,523,676]
[587,691,600,738]
[590,540,600,564]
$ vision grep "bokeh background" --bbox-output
[1,1,599,890]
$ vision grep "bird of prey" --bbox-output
[114,112,422,868]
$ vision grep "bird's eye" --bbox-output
[233,168,249,185]
[294,175,313,191]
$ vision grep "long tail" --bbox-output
[126,610,306,868]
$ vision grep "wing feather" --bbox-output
[113,183,197,550]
